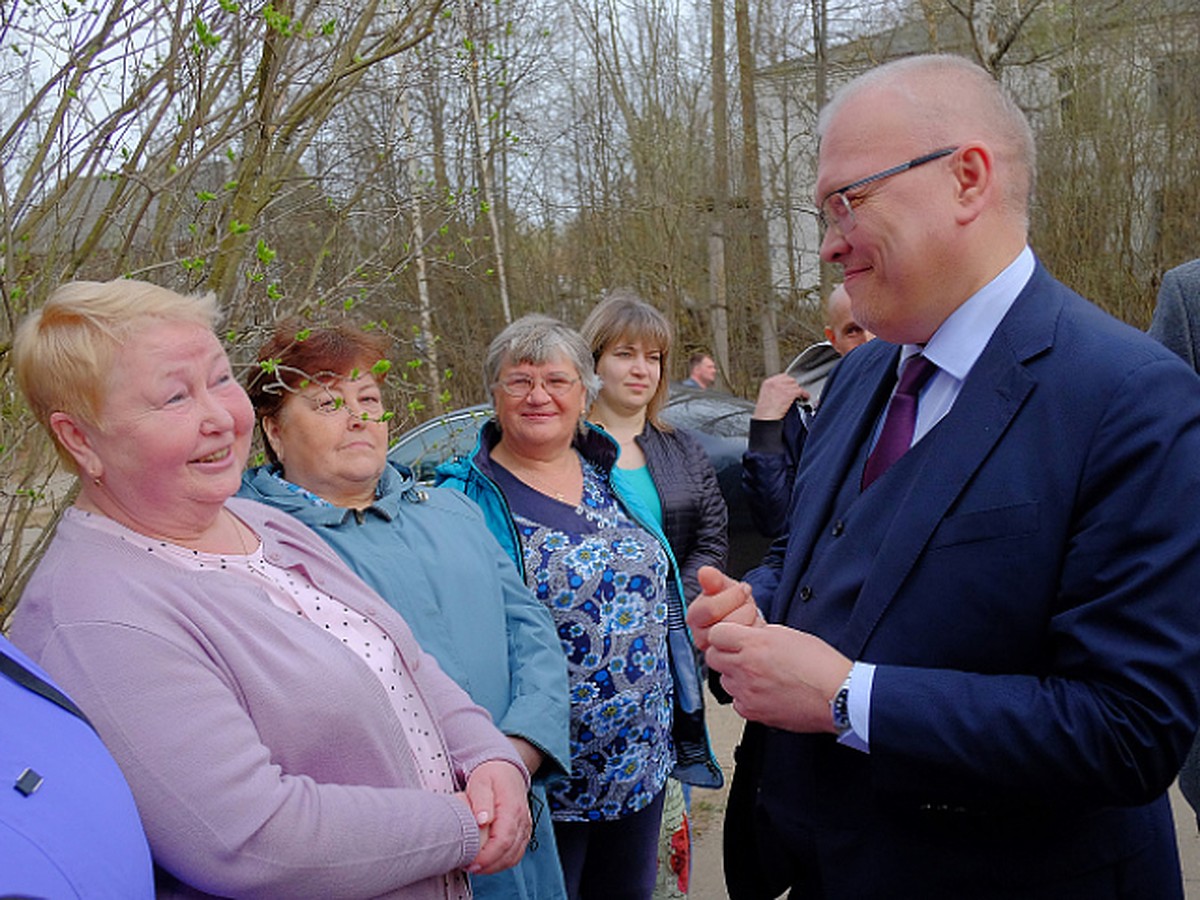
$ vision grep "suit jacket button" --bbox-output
[799,585,813,602]
[831,520,845,537]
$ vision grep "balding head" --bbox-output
[815,55,1033,343]
[819,54,1035,225]
[824,285,874,355]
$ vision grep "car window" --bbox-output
[662,390,753,437]
[389,406,492,482]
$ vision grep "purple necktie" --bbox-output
[862,354,939,490]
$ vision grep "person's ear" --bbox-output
[261,415,285,465]
[952,142,994,224]
[49,412,103,481]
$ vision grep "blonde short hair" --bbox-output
[14,279,219,470]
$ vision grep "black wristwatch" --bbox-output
[830,673,853,737]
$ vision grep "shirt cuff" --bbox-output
[835,661,876,754]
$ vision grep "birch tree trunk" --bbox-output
[709,0,732,388]
[399,90,442,403]
[735,0,780,375]
[461,1,513,325]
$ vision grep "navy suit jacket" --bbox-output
[743,263,1200,898]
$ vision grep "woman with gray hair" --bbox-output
[437,314,721,900]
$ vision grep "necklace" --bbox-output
[226,508,251,555]
[515,467,573,502]
[224,508,275,583]
[531,483,567,502]
[495,448,581,503]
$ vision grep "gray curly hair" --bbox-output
[483,314,601,408]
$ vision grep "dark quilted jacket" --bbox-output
[637,424,729,603]
[741,404,809,539]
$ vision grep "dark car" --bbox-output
[388,386,773,577]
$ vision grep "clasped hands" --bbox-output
[459,759,532,875]
[688,566,852,734]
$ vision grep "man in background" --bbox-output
[823,282,875,356]
[1149,257,1200,370]
[680,352,717,390]
[1147,255,1200,830]
[742,284,874,539]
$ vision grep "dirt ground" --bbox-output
[687,692,1200,900]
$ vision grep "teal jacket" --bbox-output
[240,462,570,900]
[436,421,724,791]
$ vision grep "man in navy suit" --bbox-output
[1148,257,1200,827]
[689,54,1200,899]
[1150,257,1200,370]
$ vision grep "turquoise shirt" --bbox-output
[612,464,664,529]
[437,421,724,792]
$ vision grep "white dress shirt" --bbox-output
[843,246,1036,752]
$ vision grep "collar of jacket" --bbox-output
[240,462,424,527]
[474,418,620,473]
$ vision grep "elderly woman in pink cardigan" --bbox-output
[10,279,531,900]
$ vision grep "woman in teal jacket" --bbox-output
[437,424,722,789]
[436,314,721,900]
[240,321,571,900]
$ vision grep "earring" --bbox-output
[90,472,102,487]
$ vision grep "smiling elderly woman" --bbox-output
[239,320,571,900]
[9,280,532,900]
[436,314,722,900]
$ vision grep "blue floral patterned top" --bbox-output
[491,455,674,822]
